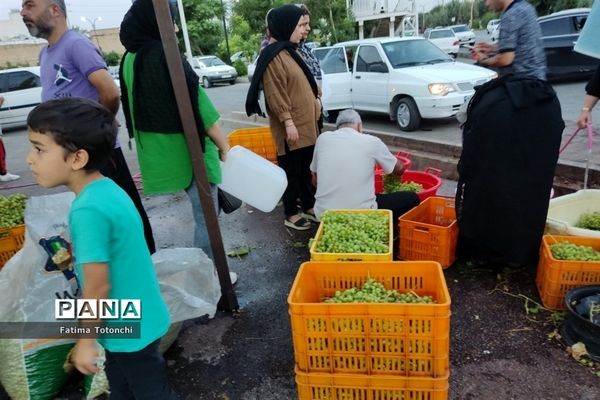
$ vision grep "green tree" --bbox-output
[180,0,223,56]
[103,51,121,66]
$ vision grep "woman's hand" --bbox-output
[71,339,99,375]
[219,142,230,162]
[577,110,592,129]
[285,123,299,144]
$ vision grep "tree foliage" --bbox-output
[179,0,223,56]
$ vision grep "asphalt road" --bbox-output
[0,61,590,198]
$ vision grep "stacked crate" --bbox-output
[227,127,278,164]
[309,209,393,262]
[0,225,25,269]
[288,261,451,400]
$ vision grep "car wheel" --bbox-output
[325,110,339,123]
[229,80,236,85]
[202,77,212,88]
[394,98,421,132]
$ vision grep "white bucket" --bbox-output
[546,189,600,237]
[218,145,288,212]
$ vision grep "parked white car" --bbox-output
[317,37,497,131]
[190,55,237,88]
[0,67,42,129]
[423,28,460,57]
[490,23,500,42]
[487,19,500,34]
[247,58,256,82]
[448,24,476,46]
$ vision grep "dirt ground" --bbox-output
[2,190,600,400]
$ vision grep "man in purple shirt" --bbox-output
[21,0,156,253]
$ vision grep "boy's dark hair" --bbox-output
[27,98,117,171]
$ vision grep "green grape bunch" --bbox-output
[550,241,600,262]
[0,194,27,229]
[576,211,600,231]
[324,278,435,304]
[383,175,423,194]
[316,211,389,254]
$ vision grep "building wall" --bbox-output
[0,28,124,68]
[0,41,44,67]
[90,28,125,55]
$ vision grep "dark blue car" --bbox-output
[538,8,597,80]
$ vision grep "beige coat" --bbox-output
[263,50,321,155]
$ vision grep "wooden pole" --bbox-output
[152,0,238,311]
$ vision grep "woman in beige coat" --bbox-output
[246,4,321,230]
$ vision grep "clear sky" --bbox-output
[1,0,443,29]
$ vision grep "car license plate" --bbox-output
[463,95,471,104]
[222,74,231,78]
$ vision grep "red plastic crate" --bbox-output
[374,151,412,193]
[377,167,442,202]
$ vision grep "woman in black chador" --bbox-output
[455,74,564,268]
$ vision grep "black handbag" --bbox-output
[218,188,243,214]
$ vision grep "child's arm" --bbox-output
[206,123,230,162]
[71,262,110,375]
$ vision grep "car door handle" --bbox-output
[355,75,361,79]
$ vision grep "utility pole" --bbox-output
[219,0,231,63]
[80,16,102,51]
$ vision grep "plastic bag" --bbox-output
[0,192,77,400]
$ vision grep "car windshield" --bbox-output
[201,57,226,67]
[430,30,454,39]
[382,40,453,68]
[452,25,469,32]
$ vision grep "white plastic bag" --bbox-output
[0,192,77,400]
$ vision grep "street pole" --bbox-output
[81,16,102,51]
[175,0,194,63]
[219,0,231,63]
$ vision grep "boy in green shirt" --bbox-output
[26,98,176,399]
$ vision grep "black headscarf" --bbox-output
[119,0,205,150]
[245,4,318,117]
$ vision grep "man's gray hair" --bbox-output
[335,109,362,129]
[50,0,67,17]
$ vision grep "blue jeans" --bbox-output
[185,180,218,259]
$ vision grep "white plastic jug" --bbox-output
[218,145,288,212]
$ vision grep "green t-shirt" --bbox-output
[121,52,221,194]
[69,178,170,352]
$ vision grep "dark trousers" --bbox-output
[100,147,156,254]
[104,339,178,400]
[0,139,6,175]
[277,145,315,217]
[376,191,420,257]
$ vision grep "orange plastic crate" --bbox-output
[295,368,449,400]
[288,261,451,377]
[0,224,25,269]
[399,197,458,268]
[536,235,600,310]
[227,127,278,164]
[309,209,393,261]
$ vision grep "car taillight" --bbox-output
[453,40,459,46]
